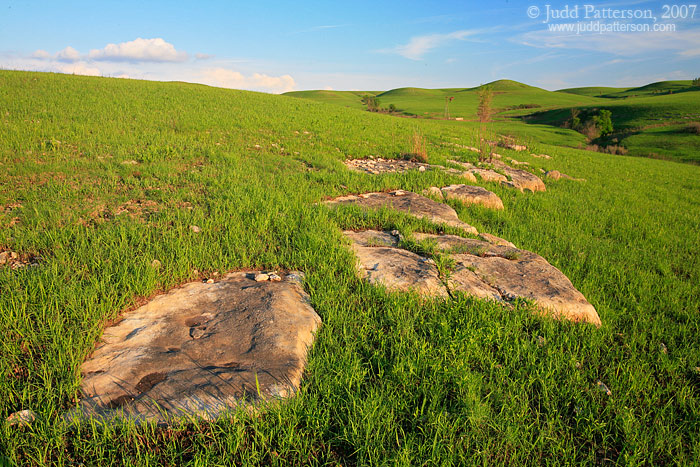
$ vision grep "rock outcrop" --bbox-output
[343,230,601,326]
[325,191,478,234]
[439,184,504,210]
[69,271,321,423]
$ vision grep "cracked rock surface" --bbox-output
[344,230,601,326]
[439,184,504,210]
[69,271,321,423]
[325,191,478,234]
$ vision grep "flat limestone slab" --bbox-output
[493,162,546,192]
[69,271,321,423]
[348,230,600,326]
[440,184,504,210]
[345,158,430,174]
[344,230,448,297]
[413,233,600,326]
[325,191,478,234]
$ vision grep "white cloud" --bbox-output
[200,68,296,93]
[195,53,214,60]
[56,61,101,76]
[89,38,188,62]
[32,49,51,59]
[323,85,334,90]
[56,46,81,62]
[385,30,482,60]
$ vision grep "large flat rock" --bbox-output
[493,162,546,192]
[414,233,600,325]
[345,230,601,326]
[344,230,448,297]
[440,184,504,210]
[325,191,478,234]
[69,271,321,423]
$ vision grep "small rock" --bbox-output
[268,273,282,282]
[7,409,36,427]
[190,327,206,339]
[254,273,269,282]
[206,278,215,284]
[121,160,139,165]
[422,186,444,199]
[391,190,407,197]
[0,251,10,265]
[596,380,612,396]
[418,166,426,172]
[189,225,201,233]
[285,271,306,284]
[151,259,162,269]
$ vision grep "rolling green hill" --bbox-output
[285,79,700,163]
[557,86,631,97]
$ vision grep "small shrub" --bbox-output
[580,121,600,140]
[403,130,428,163]
[593,109,613,136]
[686,122,700,134]
[692,77,700,87]
[477,86,493,123]
[361,95,379,112]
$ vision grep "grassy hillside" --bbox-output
[283,89,378,110]
[287,79,700,163]
[1,71,699,465]
[557,86,631,97]
[526,90,700,163]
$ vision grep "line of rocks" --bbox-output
[344,230,601,326]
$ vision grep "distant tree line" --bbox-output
[361,95,399,114]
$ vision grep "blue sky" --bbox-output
[1,0,698,92]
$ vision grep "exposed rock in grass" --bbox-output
[344,230,601,326]
[0,250,40,270]
[469,168,508,184]
[493,162,546,192]
[499,142,527,151]
[545,170,572,180]
[325,191,478,235]
[478,232,516,248]
[422,186,444,199]
[440,184,504,210]
[6,409,37,427]
[414,233,599,325]
[344,230,448,297]
[344,157,430,174]
[531,153,552,159]
[68,271,321,423]
[189,225,201,233]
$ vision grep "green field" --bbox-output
[286,79,700,164]
[2,70,700,465]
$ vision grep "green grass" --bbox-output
[1,70,700,465]
[557,87,632,98]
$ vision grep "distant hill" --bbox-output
[284,78,700,163]
[558,80,697,98]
